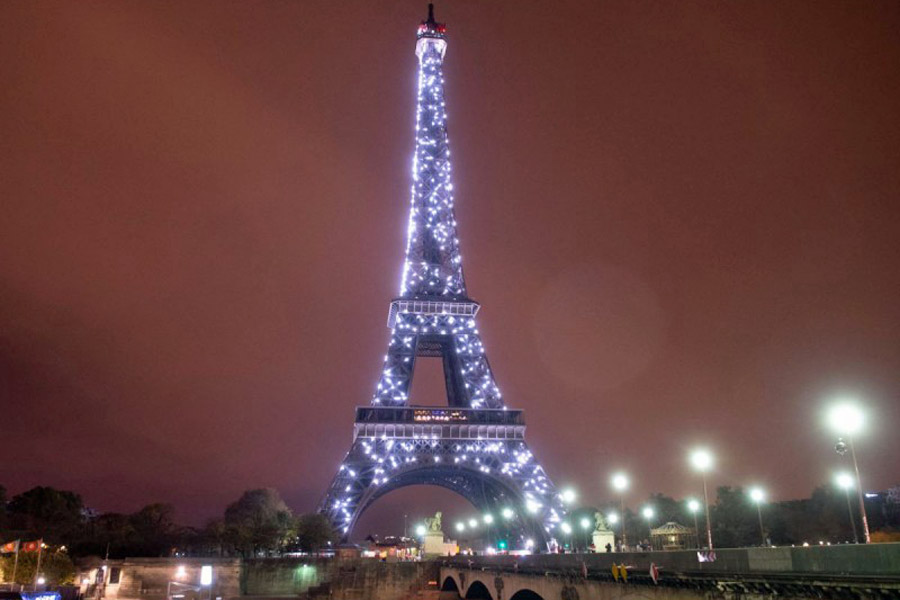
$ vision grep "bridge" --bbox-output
[439,544,900,600]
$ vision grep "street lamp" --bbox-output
[686,499,701,549]
[456,522,466,533]
[749,487,766,546]
[560,488,577,505]
[415,524,426,537]
[828,401,871,543]
[611,472,629,548]
[580,517,592,553]
[502,507,514,520]
[690,448,715,549]
[835,472,859,543]
[483,514,494,525]
[468,518,478,528]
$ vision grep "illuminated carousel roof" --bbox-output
[650,521,694,535]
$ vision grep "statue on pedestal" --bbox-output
[425,511,443,533]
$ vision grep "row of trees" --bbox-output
[569,483,900,548]
[0,485,337,560]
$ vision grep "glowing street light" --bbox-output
[456,522,466,533]
[690,448,715,549]
[483,514,494,525]
[642,506,655,530]
[580,517,591,530]
[607,512,619,525]
[835,472,859,543]
[610,472,630,548]
[468,518,478,528]
[827,401,871,543]
[415,524,427,537]
[502,507,515,520]
[560,522,572,535]
[560,488,577,505]
[748,487,766,546]
[686,499,701,549]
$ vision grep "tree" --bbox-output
[0,549,75,585]
[711,486,758,548]
[8,487,84,544]
[294,513,337,553]
[223,489,294,556]
[201,519,228,557]
[128,503,178,557]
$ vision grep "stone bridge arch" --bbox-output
[464,579,493,600]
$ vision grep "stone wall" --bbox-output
[77,557,439,600]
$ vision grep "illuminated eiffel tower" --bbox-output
[319,5,566,548]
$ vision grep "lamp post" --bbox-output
[642,507,655,551]
[607,513,619,550]
[560,522,572,552]
[828,402,871,543]
[836,472,859,543]
[580,517,592,552]
[687,499,701,549]
[611,472,629,548]
[690,449,714,550]
[749,487,766,546]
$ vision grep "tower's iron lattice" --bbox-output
[319,5,566,548]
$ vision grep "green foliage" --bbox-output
[0,550,75,585]
[224,489,294,556]
[294,513,337,553]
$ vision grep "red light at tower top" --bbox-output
[417,3,447,39]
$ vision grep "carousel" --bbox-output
[650,521,697,551]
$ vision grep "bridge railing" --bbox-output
[445,543,900,578]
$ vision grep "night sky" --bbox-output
[1,1,899,538]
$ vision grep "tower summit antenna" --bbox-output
[417,3,446,43]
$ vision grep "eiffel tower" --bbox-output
[319,4,566,548]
